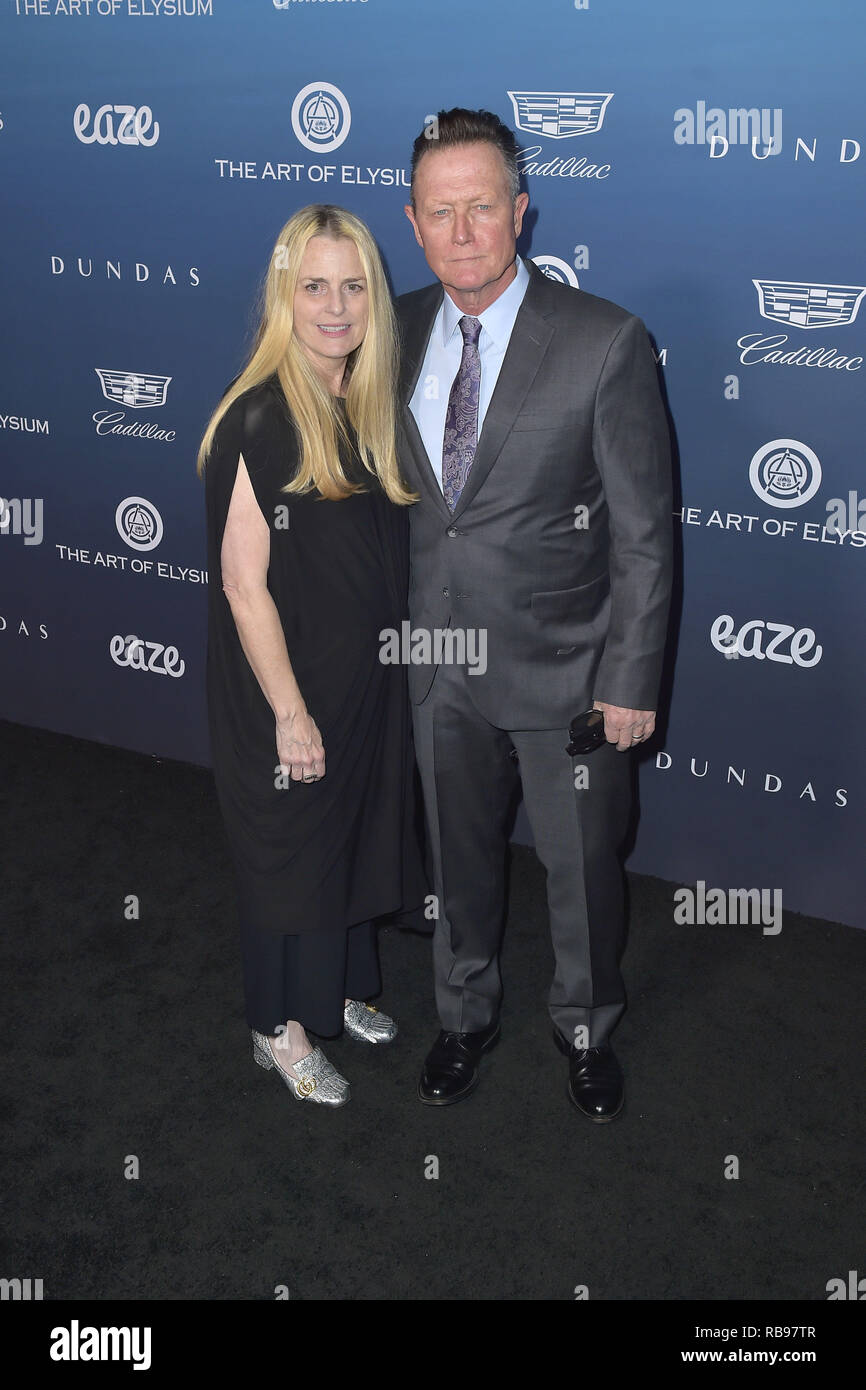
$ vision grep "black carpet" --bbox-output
[1,717,863,1302]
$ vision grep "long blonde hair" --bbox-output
[197,204,417,505]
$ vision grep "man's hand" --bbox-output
[592,701,656,752]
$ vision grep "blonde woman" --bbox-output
[198,205,425,1107]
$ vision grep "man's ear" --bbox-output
[404,204,424,249]
[513,191,530,238]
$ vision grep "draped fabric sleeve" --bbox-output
[204,382,296,563]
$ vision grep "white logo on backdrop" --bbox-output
[0,615,48,639]
[507,91,613,139]
[753,279,866,330]
[95,370,171,408]
[115,496,164,552]
[50,257,200,287]
[110,634,185,678]
[73,104,160,146]
[711,615,822,667]
[531,255,580,288]
[748,440,822,509]
[653,751,847,808]
[291,82,351,153]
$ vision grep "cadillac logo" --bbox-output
[507,91,613,139]
[753,279,866,330]
[95,369,171,408]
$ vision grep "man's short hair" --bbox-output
[410,108,522,205]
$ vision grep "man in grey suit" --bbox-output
[396,108,672,1121]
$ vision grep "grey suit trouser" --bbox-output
[411,656,632,1048]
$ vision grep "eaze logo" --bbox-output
[74,104,159,146]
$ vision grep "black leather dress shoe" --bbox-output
[552,1027,624,1122]
[418,1019,501,1106]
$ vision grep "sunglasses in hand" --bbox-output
[565,707,607,756]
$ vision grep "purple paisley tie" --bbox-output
[442,315,482,511]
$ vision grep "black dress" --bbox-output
[204,375,427,1035]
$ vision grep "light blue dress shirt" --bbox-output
[408,256,530,492]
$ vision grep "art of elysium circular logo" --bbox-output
[116,496,164,551]
[291,82,351,153]
[748,439,822,509]
[531,254,580,288]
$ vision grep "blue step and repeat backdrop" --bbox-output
[0,0,862,927]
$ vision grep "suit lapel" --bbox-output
[398,282,450,519]
[399,282,443,401]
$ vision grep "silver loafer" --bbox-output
[251,1030,350,1105]
[343,999,398,1044]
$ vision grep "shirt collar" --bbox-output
[440,256,530,348]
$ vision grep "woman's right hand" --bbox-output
[276,709,326,784]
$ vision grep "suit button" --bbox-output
[442,587,450,598]
[446,526,458,538]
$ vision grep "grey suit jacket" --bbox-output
[395,257,673,729]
